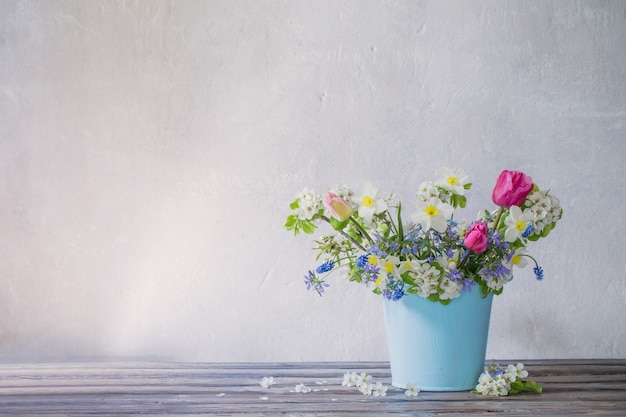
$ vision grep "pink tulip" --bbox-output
[464,222,489,253]
[492,170,533,209]
[323,192,353,221]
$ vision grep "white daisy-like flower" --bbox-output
[352,183,388,223]
[436,168,470,196]
[412,197,453,233]
[397,259,422,277]
[436,251,461,273]
[259,376,275,388]
[510,248,528,269]
[378,256,401,282]
[294,383,312,393]
[404,383,420,397]
[503,206,534,242]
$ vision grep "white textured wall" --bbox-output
[1,0,625,362]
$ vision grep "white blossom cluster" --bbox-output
[525,189,562,235]
[475,363,529,396]
[294,188,322,220]
[342,372,388,396]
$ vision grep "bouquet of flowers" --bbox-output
[285,169,562,304]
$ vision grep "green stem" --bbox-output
[396,202,404,245]
[492,206,505,230]
[320,216,367,252]
[348,216,375,246]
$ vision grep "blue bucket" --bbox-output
[382,289,493,391]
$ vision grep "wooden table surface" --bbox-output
[0,359,624,416]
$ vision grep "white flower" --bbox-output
[475,371,511,396]
[526,189,562,235]
[404,383,420,397]
[357,372,372,386]
[436,168,470,196]
[352,183,388,223]
[503,206,534,242]
[294,383,312,393]
[504,363,528,381]
[408,262,442,298]
[439,277,463,300]
[484,275,506,291]
[397,259,422,276]
[412,197,453,233]
[475,372,493,395]
[372,382,388,397]
[510,248,528,269]
[295,188,322,220]
[259,376,275,388]
[378,256,401,282]
[437,250,461,272]
[504,365,518,382]
[358,382,373,395]
[342,372,359,387]
[416,180,440,202]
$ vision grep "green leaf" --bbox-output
[397,202,404,242]
[427,293,440,303]
[301,220,316,234]
[329,217,349,231]
[524,380,543,394]
[289,199,300,210]
[450,194,467,209]
[508,380,525,394]
[464,182,472,190]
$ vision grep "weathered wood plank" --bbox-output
[0,360,624,416]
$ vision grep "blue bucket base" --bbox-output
[383,289,493,392]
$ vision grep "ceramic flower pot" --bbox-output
[382,289,494,391]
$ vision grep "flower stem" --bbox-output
[320,216,368,252]
[348,216,375,245]
[492,207,505,230]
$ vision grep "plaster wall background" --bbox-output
[0,0,625,362]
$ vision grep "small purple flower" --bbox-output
[304,270,329,296]
[446,266,463,282]
[461,278,474,292]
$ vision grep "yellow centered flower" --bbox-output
[362,196,374,207]
[424,205,439,217]
[374,276,382,286]
[368,256,378,266]
[383,262,394,274]
[403,261,412,270]
[446,176,458,185]
[512,254,522,265]
[515,220,527,231]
